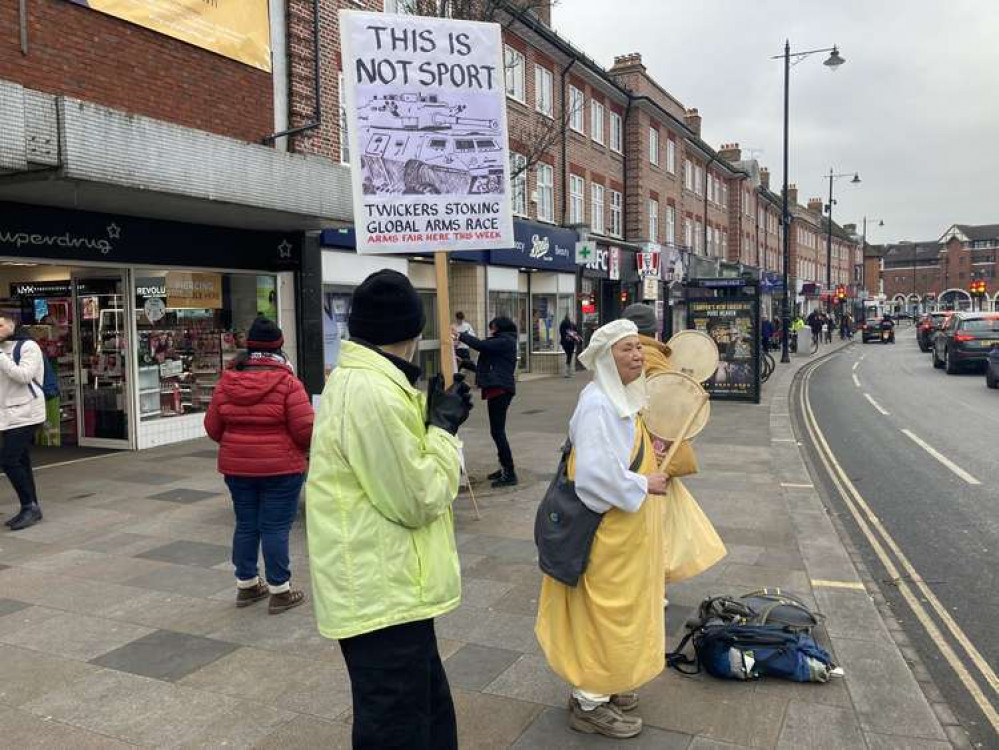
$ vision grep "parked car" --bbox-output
[932,312,999,374]
[986,347,999,389]
[916,312,950,352]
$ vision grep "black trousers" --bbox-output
[487,392,514,471]
[339,619,457,750]
[1,424,40,510]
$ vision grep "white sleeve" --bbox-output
[0,341,42,385]
[571,401,648,514]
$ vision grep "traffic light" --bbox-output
[834,285,847,303]
[969,280,987,297]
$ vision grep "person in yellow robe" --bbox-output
[535,319,671,740]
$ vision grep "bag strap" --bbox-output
[665,629,701,675]
[11,339,40,398]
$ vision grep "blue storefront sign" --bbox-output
[488,220,578,271]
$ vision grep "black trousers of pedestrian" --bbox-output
[339,619,457,750]
[562,343,574,367]
[487,392,514,471]
[1,424,40,510]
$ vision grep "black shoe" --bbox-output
[487,469,504,481]
[8,505,42,531]
[491,470,518,488]
[4,509,26,528]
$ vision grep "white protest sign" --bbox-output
[340,11,514,255]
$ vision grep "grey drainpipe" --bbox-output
[263,0,321,145]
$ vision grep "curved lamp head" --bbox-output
[824,46,846,70]
[877,220,884,227]
[851,173,862,184]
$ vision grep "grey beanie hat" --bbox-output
[621,303,658,336]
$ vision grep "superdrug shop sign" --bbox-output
[0,202,302,271]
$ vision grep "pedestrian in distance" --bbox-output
[535,319,672,740]
[204,317,313,614]
[559,313,582,378]
[0,315,46,531]
[307,269,472,750]
[824,315,834,344]
[761,316,775,351]
[456,316,519,488]
[451,311,474,365]
[807,310,823,348]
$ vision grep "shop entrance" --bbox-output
[1,264,133,451]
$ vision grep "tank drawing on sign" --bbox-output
[358,93,505,196]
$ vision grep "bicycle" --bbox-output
[760,346,776,383]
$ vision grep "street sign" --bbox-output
[575,239,596,265]
[339,10,514,255]
[642,276,659,300]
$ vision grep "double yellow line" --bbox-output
[798,357,999,735]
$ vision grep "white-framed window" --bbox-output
[649,127,660,166]
[707,175,715,203]
[590,100,605,144]
[534,65,553,117]
[569,86,585,133]
[504,45,526,102]
[695,220,703,252]
[610,112,622,153]
[694,165,703,196]
[591,183,605,234]
[610,190,622,237]
[684,219,693,248]
[648,199,659,242]
[666,204,676,244]
[684,159,693,191]
[536,163,554,222]
[569,174,585,224]
[666,139,676,174]
[510,152,527,216]
[338,72,349,165]
[721,182,728,207]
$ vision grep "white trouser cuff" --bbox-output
[572,688,611,711]
[268,581,290,594]
[236,576,260,589]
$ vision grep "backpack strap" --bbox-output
[11,340,40,399]
[665,629,701,675]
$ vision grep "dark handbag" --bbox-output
[534,435,645,587]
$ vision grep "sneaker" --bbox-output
[8,505,42,531]
[568,697,642,739]
[4,510,25,528]
[491,470,518,488]
[610,693,639,712]
[236,580,269,608]
[269,588,305,615]
[487,469,504,481]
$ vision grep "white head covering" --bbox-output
[578,319,647,419]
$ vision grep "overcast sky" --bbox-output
[551,1,999,244]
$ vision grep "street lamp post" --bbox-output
[825,169,860,313]
[773,42,845,363]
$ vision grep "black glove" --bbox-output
[426,373,473,435]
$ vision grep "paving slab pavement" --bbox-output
[0,340,959,748]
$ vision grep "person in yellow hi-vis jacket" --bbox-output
[306,270,472,750]
[535,319,671,740]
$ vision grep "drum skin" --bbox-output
[665,330,719,383]
[644,371,710,441]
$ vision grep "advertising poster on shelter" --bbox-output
[688,299,759,401]
[340,10,514,255]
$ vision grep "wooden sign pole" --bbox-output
[434,251,455,388]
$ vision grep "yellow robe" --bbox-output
[535,419,665,695]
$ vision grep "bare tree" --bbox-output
[395,0,570,180]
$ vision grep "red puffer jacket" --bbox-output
[204,358,314,477]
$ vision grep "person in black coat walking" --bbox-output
[456,316,519,488]
[558,314,581,378]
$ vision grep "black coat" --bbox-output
[459,330,517,393]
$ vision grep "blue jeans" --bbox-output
[225,473,304,586]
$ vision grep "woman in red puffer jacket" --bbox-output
[205,317,314,615]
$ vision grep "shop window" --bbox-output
[531,292,575,353]
[134,272,277,422]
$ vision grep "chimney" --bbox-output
[718,142,741,162]
[843,223,857,235]
[611,53,645,73]
[760,167,770,190]
[529,0,552,26]
[684,108,701,136]
[786,184,798,206]
[807,197,823,216]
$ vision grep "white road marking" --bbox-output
[852,361,859,372]
[811,579,866,591]
[780,482,814,489]
[852,373,861,388]
[863,393,890,415]
[901,429,981,485]
[802,363,999,732]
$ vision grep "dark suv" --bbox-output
[932,312,999,373]
[916,312,950,352]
